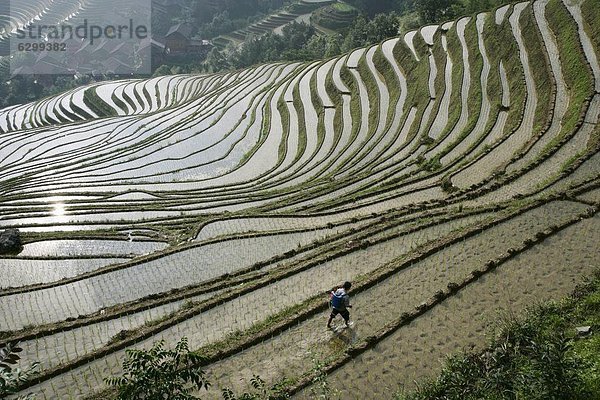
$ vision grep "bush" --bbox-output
[105,337,209,400]
[107,337,295,400]
[0,341,39,400]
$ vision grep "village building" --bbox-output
[163,23,212,55]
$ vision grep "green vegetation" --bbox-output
[480,21,501,118]
[292,74,308,163]
[105,337,209,400]
[423,29,449,139]
[342,0,504,20]
[521,5,553,135]
[420,155,443,171]
[343,0,410,16]
[590,123,600,151]
[392,33,430,146]
[396,270,600,400]
[0,67,99,110]
[432,17,484,161]
[0,341,39,400]
[333,3,355,13]
[222,375,291,399]
[581,0,600,54]
[357,55,381,154]
[83,87,119,118]
[0,0,514,107]
[103,336,294,400]
[415,0,508,24]
[463,17,484,136]
[170,0,290,39]
[435,23,465,144]
[204,13,401,73]
[483,5,526,137]
[309,66,327,168]
[544,0,594,146]
[312,3,359,31]
[4,1,600,399]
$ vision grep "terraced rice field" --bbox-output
[214,0,335,48]
[1,0,599,398]
[0,0,142,66]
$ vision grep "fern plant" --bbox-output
[0,341,39,400]
[105,337,209,400]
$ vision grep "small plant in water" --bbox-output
[222,374,291,399]
[309,356,340,400]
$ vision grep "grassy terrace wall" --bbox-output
[397,270,600,400]
[433,23,464,148]
[546,0,594,145]
[521,4,554,136]
[485,6,526,135]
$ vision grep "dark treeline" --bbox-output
[172,12,401,74]
[0,65,96,110]
[228,13,400,70]
[194,0,289,22]
[344,0,413,16]
[415,0,506,23]
[160,0,508,75]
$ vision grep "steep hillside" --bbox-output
[214,0,336,48]
[1,0,600,398]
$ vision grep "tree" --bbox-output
[305,35,343,59]
[366,13,400,43]
[342,13,400,52]
[344,0,402,16]
[415,0,458,24]
[153,65,173,77]
[281,22,316,50]
[459,0,505,15]
[0,341,39,400]
[105,337,210,400]
[324,35,343,58]
[205,48,231,73]
[198,11,237,39]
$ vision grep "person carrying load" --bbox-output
[327,281,352,329]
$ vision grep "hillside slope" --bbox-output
[1,0,600,398]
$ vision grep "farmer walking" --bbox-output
[327,281,352,328]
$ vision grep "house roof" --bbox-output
[165,23,192,39]
[139,36,166,50]
[101,56,133,74]
[74,41,92,55]
[92,40,121,54]
[11,65,35,77]
[108,42,136,56]
[32,60,72,75]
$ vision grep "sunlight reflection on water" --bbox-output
[51,202,70,224]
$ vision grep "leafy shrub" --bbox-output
[105,337,209,400]
[107,337,295,400]
[0,341,39,400]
